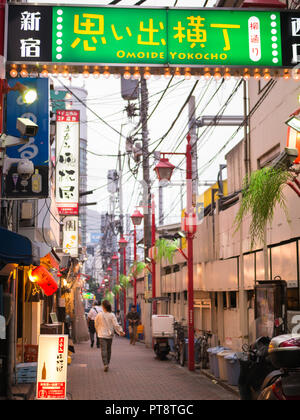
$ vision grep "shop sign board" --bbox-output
[62,215,79,258]
[36,334,68,400]
[5,4,300,68]
[55,110,80,215]
[4,77,49,199]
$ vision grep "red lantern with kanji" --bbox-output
[30,265,58,296]
[148,246,157,261]
[182,212,197,235]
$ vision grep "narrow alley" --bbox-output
[67,337,238,401]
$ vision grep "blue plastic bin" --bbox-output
[184,338,200,363]
[168,338,175,353]
[210,346,227,378]
[224,353,240,386]
[207,348,214,374]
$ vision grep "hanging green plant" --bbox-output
[104,290,115,304]
[119,274,131,289]
[112,284,122,295]
[234,167,293,249]
[129,261,147,277]
[155,238,179,264]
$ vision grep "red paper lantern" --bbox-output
[30,265,58,296]
[182,212,197,235]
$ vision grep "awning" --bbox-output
[0,227,34,268]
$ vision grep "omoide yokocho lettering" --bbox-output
[116,50,228,62]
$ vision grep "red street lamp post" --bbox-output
[118,236,128,333]
[132,199,157,313]
[130,209,144,307]
[111,254,119,310]
[154,133,196,372]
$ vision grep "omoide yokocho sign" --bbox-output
[6,4,300,68]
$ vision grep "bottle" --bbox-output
[42,362,46,380]
[32,169,42,194]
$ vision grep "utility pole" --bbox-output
[140,77,153,348]
[188,96,198,206]
[140,78,152,260]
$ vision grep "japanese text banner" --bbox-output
[6,5,300,68]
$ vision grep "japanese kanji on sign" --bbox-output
[55,109,80,216]
[36,335,69,400]
[5,4,300,69]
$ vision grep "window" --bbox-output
[229,292,237,309]
[287,288,299,311]
[223,292,227,308]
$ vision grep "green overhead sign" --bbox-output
[7,5,300,68]
[53,7,282,67]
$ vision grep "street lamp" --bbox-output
[111,254,119,310]
[153,157,175,182]
[118,236,128,332]
[0,80,37,105]
[131,209,144,307]
[154,133,196,372]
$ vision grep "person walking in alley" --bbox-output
[126,305,140,345]
[87,300,102,348]
[95,300,125,372]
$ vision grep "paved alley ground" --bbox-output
[67,337,238,401]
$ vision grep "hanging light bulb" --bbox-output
[223,68,231,81]
[283,69,291,80]
[204,67,211,80]
[93,66,100,79]
[20,64,28,78]
[214,68,222,81]
[174,67,181,79]
[144,67,151,80]
[82,65,89,78]
[123,67,131,80]
[40,65,49,78]
[263,69,271,80]
[51,65,59,77]
[103,66,110,79]
[292,69,300,81]
[62,66,69,78]
[9,64,18,78]
[253,68,261,80]
[243,68,251,80]
[164,68,171,79]
[184,67,192,80]
[114,72,121,79]
[133,67,140,80]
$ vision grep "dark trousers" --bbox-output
[99,338,113,366]
[89,330,100,347]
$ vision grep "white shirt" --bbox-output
[87,305,103,321]
[95,311,124,339]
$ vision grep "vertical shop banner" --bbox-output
[6,4,53,62]
[5,78,49,198]
[280,12,300,67]
[36,334,68,400]
[55,110,80,215]
[62,216,79,258]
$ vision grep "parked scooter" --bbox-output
[238,336,274,400]
[257,334,300,400]
[152,315,174,360]
[238,334,300,400]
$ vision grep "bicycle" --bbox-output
[173,321,186,367]
[194,330,212,370]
